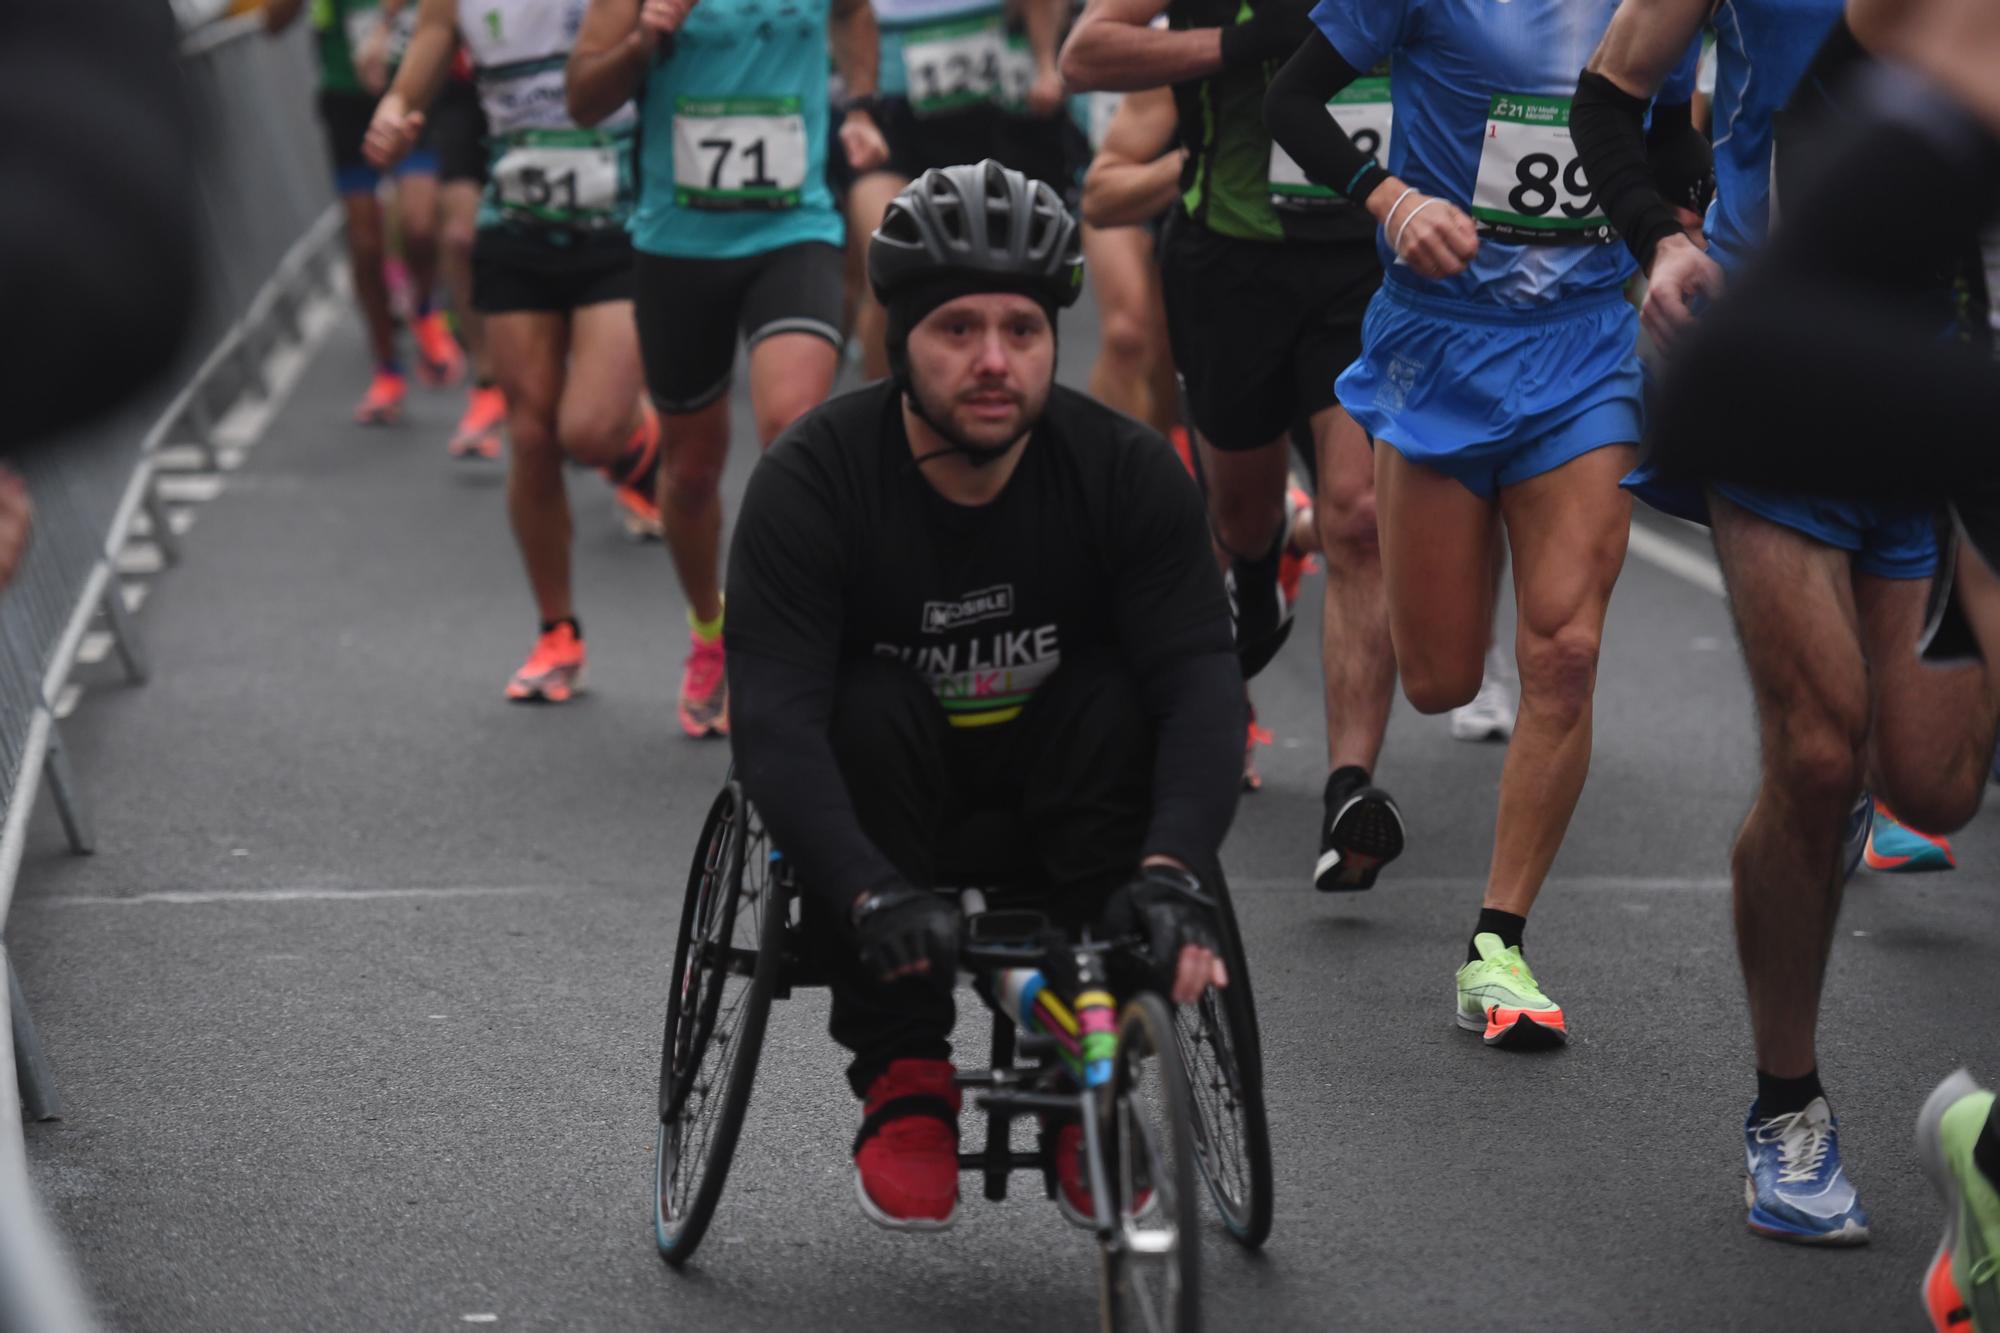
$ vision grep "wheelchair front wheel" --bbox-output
[1175,885,1273,1248]
[1099,991,1201,1333]
[654,783,783,1266]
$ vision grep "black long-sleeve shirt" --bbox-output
[725,381,1244,914]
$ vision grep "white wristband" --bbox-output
[1380,185,1418,232]
[1393,197,1443,259]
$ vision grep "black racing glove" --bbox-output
[1100,865,1221,995]
[1218,0,1314,69]
[849,884,962,986]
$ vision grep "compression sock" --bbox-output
[1977,1097,2000,1188]
[1755,1068,1826,1119]
[541,616,581,640]
[689,603,724,644]
[1469,908,1526,962]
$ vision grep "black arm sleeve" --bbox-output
[724,436,908,917]
[1106,428,1244,878]
[1264,35,1390,205]
[729,648,907,916]
[1570,68,1685,272]
[1646,99,1715,215]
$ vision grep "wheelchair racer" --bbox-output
[725,161,1246,1232]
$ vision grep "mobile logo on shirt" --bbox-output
[922,584,1015,633]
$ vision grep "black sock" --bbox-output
[1754,1068,1825,1119]
[1468,908,1526,962]
[1977,1099,2000,1188]
[541,616,581,639]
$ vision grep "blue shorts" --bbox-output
[320,87,438,197]
[1623,467,1940,580]
[333,150,437,198]
[1336,283,1642,500]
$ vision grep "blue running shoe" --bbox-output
[1864,800,1956,873]
[1841,790,1871,883]
[1744,1097,1871,1245]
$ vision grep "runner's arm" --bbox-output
[566,0,650,127]
[1080,87,1183,227]
[1016,0,1067,113]
[1263,34,1386,205]
[1060,0,1218,93]
[1572,0,1713,271]
[384,0,457,115]
[829,0,882,101]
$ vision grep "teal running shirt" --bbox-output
[630,0,844,259]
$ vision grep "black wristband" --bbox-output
[838,92,881,117]
[1571,68,1685,272]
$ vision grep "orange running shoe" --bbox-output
[609,404,663,540]
[354,368,408,426]
[1278,480,1319,610]
[1243,697,1271,792]
[505,622,585,703]
[1863,799,1956,872]
[678,630,728,737]
[413,311,467,388]
[449,384,506,459]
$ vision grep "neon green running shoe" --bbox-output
[1455,933,1568,1048]
[1917,1071,2000,1332]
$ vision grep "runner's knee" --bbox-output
[1763,692,1869,814]
[1097,303,1152,373]
[1515,621,1600,729]
[1401,647,1485,714]
[1315,477,1378,559]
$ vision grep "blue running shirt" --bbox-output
[1309,0,1695,308]
[1704,0,1842,268]
[629,0,843,260]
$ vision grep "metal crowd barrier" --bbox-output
[0,15,346,1327]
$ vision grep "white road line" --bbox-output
[1228,875,1731,893]
[32,884,556,908]
[1627,523,1726,598]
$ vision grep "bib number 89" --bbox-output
[1508,152,1594,219]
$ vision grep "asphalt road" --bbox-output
[12,292,2000,1333]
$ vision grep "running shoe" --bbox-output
[504,622,585,703]
[1226,548,1295,681]
[354,368,408,426]
[1449,644,1517,742]
[1243,699,1270,793]
[413,310,467,388]
[1047,1117,1151,1231]
[611,405,663,541]
[1314,766,1404,892]
[1743,1096,1870,1245]
[854,1058,960,1231]
[1841,790,1872,883]
[1864,800,1956,872]
[678,630,728,737]
[449,384,506,460]
[1277,480,1318,609]
[1454,933,1567,1047]
[1918,1071,2000,1332]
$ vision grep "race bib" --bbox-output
[1269,76,1392,210]
[672,97,808,211]
[1470,94,1613,244]
[344,6,416,60]
[492,130,623,227]
[902,16,1004,116]
[996,33,1037,110]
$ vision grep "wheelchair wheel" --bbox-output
[654,783,784,1266]
[1099,992,1201,1333]
[1174,882,1273,1248]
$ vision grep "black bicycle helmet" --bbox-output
[867,159,1084,311]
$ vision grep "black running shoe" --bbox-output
[1226,552,1294,681]
[1314,766,1405,892]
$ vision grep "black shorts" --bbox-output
[430,78,488,186]
[318,87,437,194]
[634,242,846,413]
[996,110,1090,206]
[472,226,635,314]
[1159,215,1382,452]
[866,96,1009,184]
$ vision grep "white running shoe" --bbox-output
[1449,645,1517,742]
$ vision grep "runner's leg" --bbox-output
[489,310,574,626]
[1859,573,1998,833]
[1485,444,1635,917]
[1313,405,1393,773]
[1375,445,1499,713]
[439,180,489,384]
[747,332,841,446]
[1710,494,1869,1081]
[846,171,909,382]
[1084,223,1171,431]
[343,192,398,368]
[394,170,442,315]
[554,300,648,471]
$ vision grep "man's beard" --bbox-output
[909,376,1043,465]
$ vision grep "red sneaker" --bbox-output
[413,311,467,388]
[505,622,585,703]
[449,385,506,459]
[1050,1119,1151,1230]
[853,1058,961,1231]
[354,368,407,426]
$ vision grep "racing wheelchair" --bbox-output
[652,777,1274,1332]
